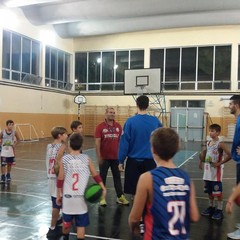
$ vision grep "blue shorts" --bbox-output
[51,196,61,210]
[124,158,156,195]
[1,157,15,166]
[63,212,89,228]
[204,180,222,197]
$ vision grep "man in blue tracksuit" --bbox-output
[227,94,240,239]
[118,95,162,196]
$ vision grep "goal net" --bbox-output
[15,124,39,142]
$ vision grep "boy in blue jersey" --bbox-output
[129,128,199,240]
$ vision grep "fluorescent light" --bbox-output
[4,0,60,8]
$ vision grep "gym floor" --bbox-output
[0,136,240,240]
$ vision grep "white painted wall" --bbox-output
[0,6,237,117]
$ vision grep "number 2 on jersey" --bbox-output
[168,201,186,236]
[72,173,79,191]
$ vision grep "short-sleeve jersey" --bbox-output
[62,153,90,214]
[203,140,223,182]
[1,130,16,157]
[46,143,63,197]
[144,167,191,240]
[95,120,122,160]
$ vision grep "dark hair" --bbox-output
[6,120,14,126]
[151,128,179,161]
[136,95,149,110]
[70,120,82,131]
[209,123,221,132]
[69,133,83,150]
[51,127,67,139]
[230,95,240,106]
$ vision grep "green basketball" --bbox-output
[84,184,102,203]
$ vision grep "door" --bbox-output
[170,107,204,141]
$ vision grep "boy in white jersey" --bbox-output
[56,133,106,240]
[46,126,68,238]
[0,120,20,183]
[199,124,231,220]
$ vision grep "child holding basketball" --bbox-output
[56,133,106,240]
[0,120,20,184]
[129,128,199,239]
[46,126,68,238]
[199,124,231,220]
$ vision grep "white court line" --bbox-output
[191,177,236,181]
[17,158,44,162]
[1,223,34,229]
[178,151,198,168]
[0,191,49,201]
[71,232,123,240]
[1,223,123,240]
[84,148,96,152]
[14,167,45,173]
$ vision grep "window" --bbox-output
[45,46,71,89]
[2,30,41,85]
[150,45,231,91]
[75,49,144,91]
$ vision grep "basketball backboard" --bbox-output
[124,68,161,95]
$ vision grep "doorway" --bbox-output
[170,100,205,142]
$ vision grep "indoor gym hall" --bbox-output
[0,136,239,240]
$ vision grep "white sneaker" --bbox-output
[236,223,240,229]
[227,229,240,239]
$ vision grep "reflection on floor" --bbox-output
[0,137,239,240]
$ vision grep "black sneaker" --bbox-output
[212,209,224,220]
[201,206,215,217]
[1,175,6,184]
[46,228,61,238]
[6,173,11,182]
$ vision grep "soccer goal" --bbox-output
[15,124,39,142]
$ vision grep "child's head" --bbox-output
[69,133,83,151]
[136,95,149,110]
[151,127,179,161]
[6,120,14,130]
[70,120,83,134]
[209,124,221,138]
[51,127,68,142]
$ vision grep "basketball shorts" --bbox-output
[124,158,156,195]
[63,212,89,228]
[51,196,61,210]
[1,157,15,167]
[204,180,222,197]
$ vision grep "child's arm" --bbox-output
[212,142,231,167]
[95,138,103,164]
[199,145,206,170]
[129,172,149,235]
[56,160,64,206]
[226,184,240,214]
[89,158,107,199]
[0,131,3,144]
[189,182,200,222]
[14,131,20,143]
[56,144,66,162]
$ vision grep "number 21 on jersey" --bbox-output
[168,201,186,236]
